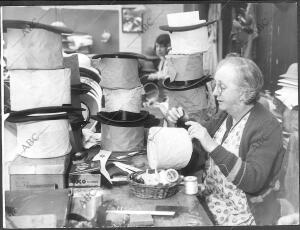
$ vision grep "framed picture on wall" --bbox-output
[122,7,143,33]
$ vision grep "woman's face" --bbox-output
[213,64,244,114]
[155,43,168,58]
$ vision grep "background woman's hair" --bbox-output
[216,57,264,105]
[154,33,171,48]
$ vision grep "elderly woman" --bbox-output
[167,57,285,225]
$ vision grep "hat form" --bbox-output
[280,63,298,80]
[101,124,144,152]
[162,53,212,90]
[102,86,145,113]
[92,56,141,89]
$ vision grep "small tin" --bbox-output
[184,176,198,195]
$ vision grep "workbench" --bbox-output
[68,185,213,227]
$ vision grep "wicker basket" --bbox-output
[128,170,181,199]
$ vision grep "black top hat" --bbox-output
[91,110,160,127]
[3,20,73,34]
[162,74,213,91]
[6,105,84,123]
[159,20,217,32]
[92,52,147,60]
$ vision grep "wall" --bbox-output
[256,3,297,93]
[140,4,183,55]
[2,6,119,54]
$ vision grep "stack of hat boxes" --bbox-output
[4,20,73,190]
[92,53,148,152]
[160,11,216,124]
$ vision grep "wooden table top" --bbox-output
[70,185,212,227]
[68,146,213,227]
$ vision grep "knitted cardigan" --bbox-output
[188,102,285,225]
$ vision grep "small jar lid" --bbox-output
[184,176,197,182]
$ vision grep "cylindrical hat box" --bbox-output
[101,124,144,152]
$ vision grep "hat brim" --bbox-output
[79,67,101,83]
[91,110,150,127]
[92,52,147,60]
[159,20,217,32]
[162,75,212,91]
[3,20,73,34]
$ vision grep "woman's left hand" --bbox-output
[185,121,218,153]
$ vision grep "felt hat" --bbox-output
[159,11,216,32]
[162,54,213,90]
[92,52,146,89]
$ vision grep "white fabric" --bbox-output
[16,120,72,158]
[147,127,192,169]
[4,28,63,69]
[168,27,209,54]
[10,69,71,110]
[167,11,205,27]
[102,86,144,113]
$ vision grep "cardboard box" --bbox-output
[9,154,70,190]
[68,160,101,187]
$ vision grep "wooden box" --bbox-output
[9,154,71,190]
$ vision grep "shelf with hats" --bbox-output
[157,11,216,125]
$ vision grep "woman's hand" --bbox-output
[166,107,184,124]
[185,121,218,153]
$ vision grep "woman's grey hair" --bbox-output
[216,57,264,105]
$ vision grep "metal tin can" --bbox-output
[184,176,198,195]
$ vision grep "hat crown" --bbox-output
[167,11,206,27]
[281,63,298,79]
[286,63,298,75]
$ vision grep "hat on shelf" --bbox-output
[92,52,147,89]
[275,63,298,109]
[159,11,217,54]
[162,53,212,91]
[159,11,216,32]
[278,63,298,83]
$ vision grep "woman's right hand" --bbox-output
[166,107,184,124]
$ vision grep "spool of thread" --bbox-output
[184,176,198,195]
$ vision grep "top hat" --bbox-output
[92,52,146,89]
[159,11,216,32]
